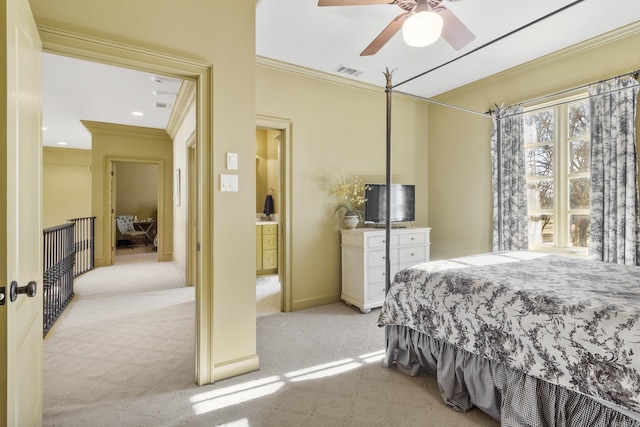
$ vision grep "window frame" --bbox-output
[524,91,590,257]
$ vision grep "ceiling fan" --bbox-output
[318,0,476,56]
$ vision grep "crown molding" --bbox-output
[81,120,170,140]
[166,80,196,139]
[256,56,385,95]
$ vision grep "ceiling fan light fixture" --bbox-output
[402,10,443,47]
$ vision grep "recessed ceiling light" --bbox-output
[42,127,48,131]
[57,142,68,146]
[132,111,144,116]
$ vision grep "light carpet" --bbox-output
[256,274,280,317]
[44,255,499,427]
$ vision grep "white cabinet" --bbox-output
[341,227,430,313]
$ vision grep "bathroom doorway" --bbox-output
[256,115,292,313]
[256,128,280,316]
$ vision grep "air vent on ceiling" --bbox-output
[155,102,173,109]
[334,66,363,77]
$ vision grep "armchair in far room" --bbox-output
[116,215,148,247]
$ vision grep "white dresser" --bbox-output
[341,227,430,313]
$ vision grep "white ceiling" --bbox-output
[257,0,640,97]
[42,54,182,150]
[42,0,640,150]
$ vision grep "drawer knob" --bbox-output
[382,256,386,259]
[411,252,415,256]
[411,237,415,241]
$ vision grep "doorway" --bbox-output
[256,128,281,316]
[256,115,293,313]
[112,161,159,259]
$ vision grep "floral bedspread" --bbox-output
[378,252,640,413]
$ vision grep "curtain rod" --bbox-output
[488,69,640,118]
[518,69,639,107]
[392,0,585,90]
[392,89,491,119]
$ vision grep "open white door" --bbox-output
[0,0,43,425]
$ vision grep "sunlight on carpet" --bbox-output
[190,349,386,415]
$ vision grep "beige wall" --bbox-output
[42,147,92,228]
[170,93,196,283]
[30,0,258,382]
[256,63,430,310]
[115,162,158,220]
[429,23,640,260]
[83,121,173,266]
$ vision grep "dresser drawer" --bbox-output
[399,232,426,246]
[368,281,386,301]
[263,249,277,269]
[398,246,426,264]
[367,234,398,249]
[263,224,277,235]
[369,265,398,283]
[263,234,277,250]
[368,249,398,267]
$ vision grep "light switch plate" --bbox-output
[220,174,238,192]
[226,152,238,170]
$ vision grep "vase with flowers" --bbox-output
[330,174,368,229]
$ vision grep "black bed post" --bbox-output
[384,69,393,346]
[384,69,393,296]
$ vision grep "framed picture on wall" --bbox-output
[174,168,181,206]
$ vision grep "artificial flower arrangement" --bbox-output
[329,174,369,221]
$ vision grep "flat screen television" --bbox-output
[364,184,415,224]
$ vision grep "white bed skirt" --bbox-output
[384,325,640,427]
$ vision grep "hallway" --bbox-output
[43,253,195,425]
[43,250,281,425]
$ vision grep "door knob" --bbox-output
[9,280,37,302]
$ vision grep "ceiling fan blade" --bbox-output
[435,5,476,50]
[360,12,409,56]
[318,0,394,6]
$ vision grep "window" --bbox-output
[524,95,591,255]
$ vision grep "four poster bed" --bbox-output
[377,54,640,423]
